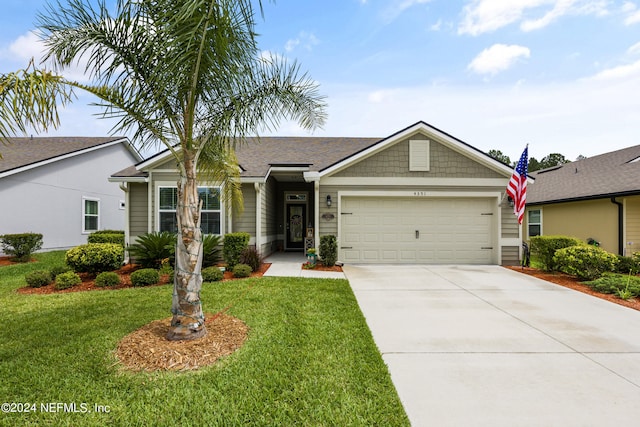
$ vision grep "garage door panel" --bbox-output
[341,196,495,264]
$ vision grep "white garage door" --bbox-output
[341,197,495,264]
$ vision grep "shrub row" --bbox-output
[65,243,124,274]
[529,235,629,282]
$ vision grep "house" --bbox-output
[525,144,640,256]
[110,121,524,265]
[0,136,142,252]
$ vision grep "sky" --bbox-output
[1,0,640,162]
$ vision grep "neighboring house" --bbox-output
[525,144,640,256]
[110,121,524,265]
[0,136,142,252]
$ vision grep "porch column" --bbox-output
[314,180,320,249]
[255,182,262,253]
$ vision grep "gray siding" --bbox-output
[129,182,149,239]
[235,183,256,236]
[334,137,503,179]
[501,246,520,266]
[501,199,519,238]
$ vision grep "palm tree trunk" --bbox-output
[166,149,207,341]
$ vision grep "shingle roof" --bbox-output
[0,136,129,175]
[528,145,640,204]
[235,136,382,177]
[112,136,383,179]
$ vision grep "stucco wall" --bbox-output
[527,200,618,253]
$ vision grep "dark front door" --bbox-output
[286,204,306,250]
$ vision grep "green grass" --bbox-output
[0,252,408,426]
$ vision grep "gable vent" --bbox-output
[409,140,430,172]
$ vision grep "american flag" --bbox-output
[507,146,528,225]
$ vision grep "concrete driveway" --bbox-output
[343,264,640,427]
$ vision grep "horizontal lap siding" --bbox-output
[129,183,149,239]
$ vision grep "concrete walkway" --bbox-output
[343,264,640,427]
[263,252,346,279]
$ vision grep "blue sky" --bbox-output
[1,0,640,162]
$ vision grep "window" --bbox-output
[528,209,541,237]
[83,198,100,233]
[158,186,222,234]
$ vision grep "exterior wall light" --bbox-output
[326,195,332,207]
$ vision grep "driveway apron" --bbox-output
[344,264,640,427]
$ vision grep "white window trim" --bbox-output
[527,208,542,239]
[82,197,100,234]
[155,182,224,235]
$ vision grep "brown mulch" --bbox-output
[505,266,640,311]
[114,313,248,372]
[15,263,271,295]
[302,262,343,272]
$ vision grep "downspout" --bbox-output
[610,197,623,255]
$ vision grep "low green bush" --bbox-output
[88,232,125,246]
[25,270,53,288]
[553,245,618,281]
[615,255,640,274]
[239,247,262,272]
[55,271,82,290]
[223,232,250,268]
[130,268,160,287]
[127,232,175,268]
[584,273,640,297]
[95,271,121,287]
[529,235,584,271]
[65,243,124,274]
[319,235,338,267]
[202,266,224,282]
[91,230,124,235]
[232,263,252,278]
[0,233,43,262]
[49,265,72,277]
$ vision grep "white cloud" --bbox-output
[284,32,319,53]
[381,0,433,23]
[459,0,610,35]
[5,31,45,62]
[628,41,640,55]
[468,44,531,75]
[587,59,640,80]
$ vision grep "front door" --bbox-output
[286,204,306,250]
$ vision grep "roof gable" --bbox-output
[528,144,640,204]
[320,121,514,179]
[0,136,140,178]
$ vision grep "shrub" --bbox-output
[130,268,160,287]
[127,232,176,268]
[232,263,252,278]
[95,271,121,287]
[88,232,125,246]
[65,243,124,274]
[239,247,262,272]
[529,235,584,271]
[91,230,125,235]
[50,265,72,277]
[615,255,640,274]
[203,234,223,267]
[25,270,53,288]
[223,232,250,268]
[319,235,338,267]
[55,271,82,290]
[553,245,618,281]
[0,233,43,262]
[202,266,224,282]
[584,273,640,297]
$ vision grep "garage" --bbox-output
[340,196,496,264]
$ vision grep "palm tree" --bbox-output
[0,0,327,340]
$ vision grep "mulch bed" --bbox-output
[14,262,271,295]
[505,266,640,311]
[302,262,343,272]
[114,313,248,372]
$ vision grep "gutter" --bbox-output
[610,197,624,255]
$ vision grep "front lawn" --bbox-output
[0,252,408,426]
